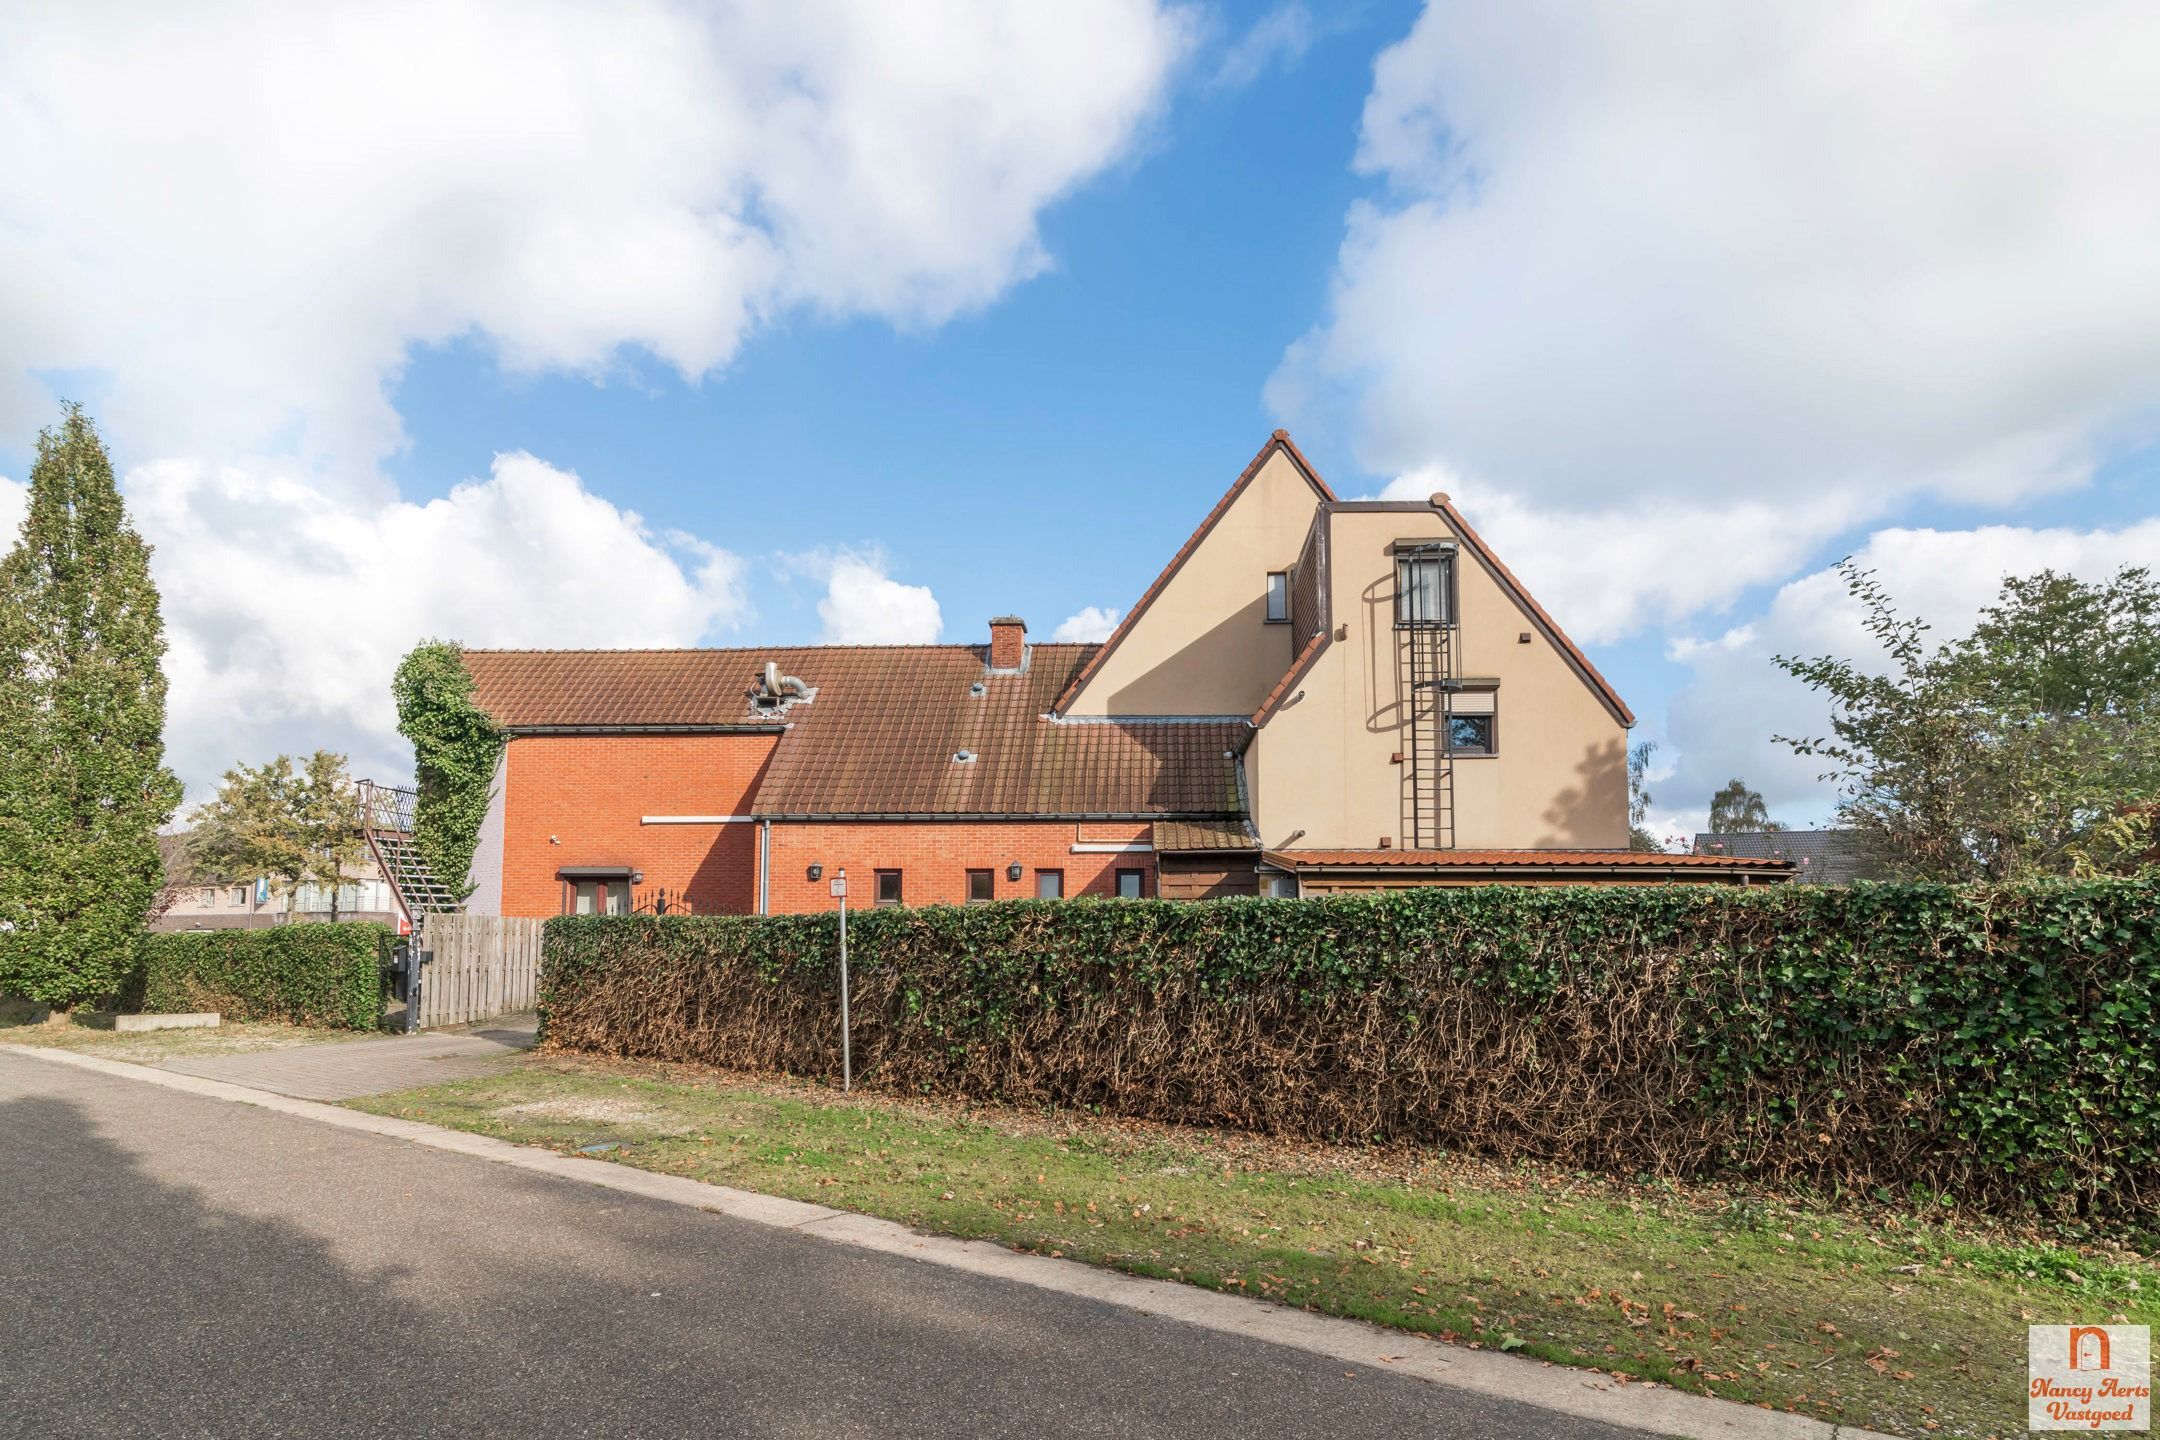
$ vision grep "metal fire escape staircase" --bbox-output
[358,780,463,925]
[1399,544,1458,851]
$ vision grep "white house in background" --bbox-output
[151,834,399,932]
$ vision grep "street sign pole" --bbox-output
[833,868,851,1093]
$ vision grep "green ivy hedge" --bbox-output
[538,878,2160,1220]
[135,924,388,1030]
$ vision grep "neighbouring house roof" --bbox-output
[1266,848,1793,878]
[1268,848,1790,868]
[463,646,1246,819]
[1155,817,1260,852]
[1052,430,1336,715]
[1691,830,1887,885]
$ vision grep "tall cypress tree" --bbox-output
[0,405,183,1013]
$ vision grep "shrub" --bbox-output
[136,924,388,1030]
[539,878,2160,1221]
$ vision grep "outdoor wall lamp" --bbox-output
[1006,862,1023,882]
[807,863,823,881]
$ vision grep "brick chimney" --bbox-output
[988,615,1028,671]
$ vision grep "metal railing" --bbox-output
[357,779,417,835]
[355,778,461,923]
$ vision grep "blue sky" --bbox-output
[4,1,2158,840]
[375,5,1400,644]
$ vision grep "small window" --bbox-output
[875,869,904,906]
[1035,869,1064,899]
[966,869,995,904]
[231,886,248,907]
[1265,571,1289,623]
[1116,868,1145,900]
[1395,550,1453,627]
[571,880,632,916]
[1447,713,1495,756]
[1267,873,1298,899]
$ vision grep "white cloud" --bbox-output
[0,2,1188,790]
[1051,605,1123,643]
[1659,516,2160,833]
[1210,4,1315,91]
[127,452,746,798]
[1379,467,1875,642]
[1280,1,2160,630]
[0,0,1190,485]
[788,548,943,645]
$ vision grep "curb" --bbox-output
[5,1044,1904,1440]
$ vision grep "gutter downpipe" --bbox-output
[757,820,771,915]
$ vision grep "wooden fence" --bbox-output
[414,914,546,1028]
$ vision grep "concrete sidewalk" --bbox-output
[154,1014,536,1099]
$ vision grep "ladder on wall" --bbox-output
[1399,544,1457,851]
[357,779,464,928]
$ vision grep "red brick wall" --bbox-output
[497,733,1161,918]
[500,733,779,918]
[765,819,1155,913]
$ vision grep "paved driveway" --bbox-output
[153,1015,537,1100]
[0,1050,1636,1440]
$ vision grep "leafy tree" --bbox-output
[0,405,184,1012]
[392,641,500,901]
[1776,562,2160,880]
[1706,778,1778,833]
[1626,740,1665,851]
[189,751,369,918]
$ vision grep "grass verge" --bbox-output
[349,1054,2157,1439]
[0,997,363,1063]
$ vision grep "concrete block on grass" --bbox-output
[114,1012,221,1032]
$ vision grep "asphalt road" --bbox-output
[0,1051,1638,1439]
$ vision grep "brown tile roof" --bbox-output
[1155,817,1258,852]
[463,646,1246,818]
[1267,848,1792,870]
[1053,430,1335,715]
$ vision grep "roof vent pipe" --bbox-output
[762,661,809,700]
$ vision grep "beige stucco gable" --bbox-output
[1058,438,1329,717]
[1247,502,1630,850]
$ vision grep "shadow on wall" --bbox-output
[1105,595,1284,715]
[1539,737,1630,848]
[681,741,782,914]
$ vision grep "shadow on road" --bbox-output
[0,1076,1637,1440]
[0,1092,453,1437]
